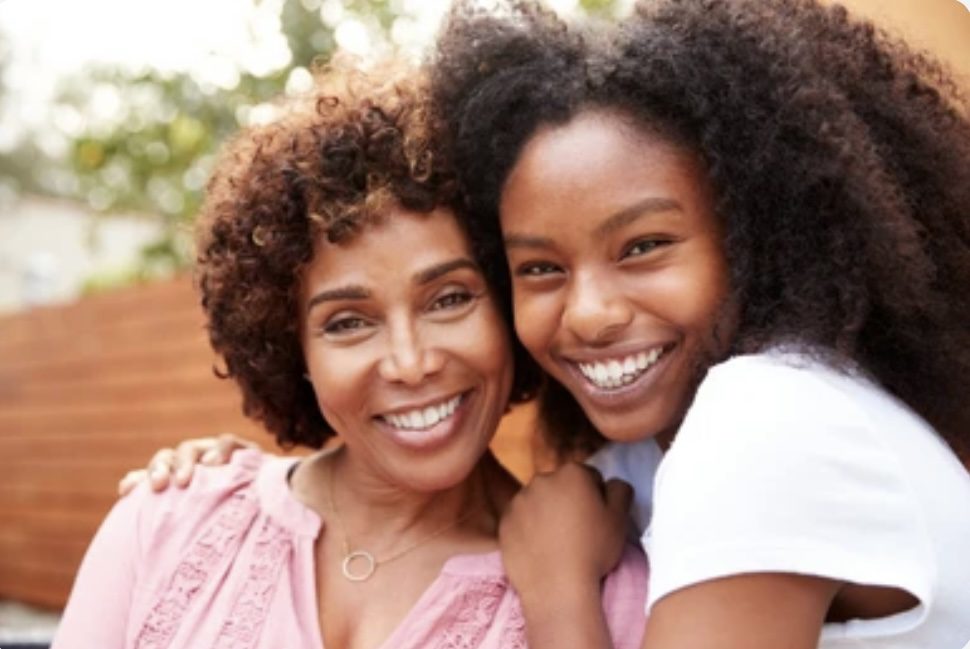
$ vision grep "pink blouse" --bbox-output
[52,449,647,649]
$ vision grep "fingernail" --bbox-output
[201,450,219,465]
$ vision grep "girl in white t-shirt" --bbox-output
[427,0,970,647]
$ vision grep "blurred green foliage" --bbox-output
[4,0,619,290]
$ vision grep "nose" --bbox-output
[377,316,445,385]
[562,270,633,344]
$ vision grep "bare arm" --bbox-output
[641,573,837,649]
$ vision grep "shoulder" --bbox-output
[604,544,649,603]
[690,350,870,428]
[660,350,904,507]
[602,545,649,648]
[647,351,936,609]
[124,449,277,558]
[668,350,888,473]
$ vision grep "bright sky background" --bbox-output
[0,0,599,151]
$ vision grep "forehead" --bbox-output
[304,206,472,283]
[499,110,713,232]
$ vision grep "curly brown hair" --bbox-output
[432,0,970,458]
[196,61,539,448]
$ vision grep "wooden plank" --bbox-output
[0,560,80,609]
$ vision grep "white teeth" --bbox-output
[607,360,623,382]
[623,357,637,374]
[594,364,608,384]
[381,395,462,431]
[577,347,667,391]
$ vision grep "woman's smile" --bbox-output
[374,391,469,451]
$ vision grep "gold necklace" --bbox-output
[324,457,476,582]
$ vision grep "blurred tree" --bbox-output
[41,0,619,288]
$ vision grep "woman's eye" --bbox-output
[515,261,562,277]
[621,238,665,260]
[430,290,474,312]
[323,316,370,335]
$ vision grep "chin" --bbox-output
[399,450,487,494]
[591,415,656,444]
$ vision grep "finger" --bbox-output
[213,432,253,460]
[603,478,634,517]
[148,448,176,491]
[579,463,606,490]
[117,469,146,496]
[174,440,211,487]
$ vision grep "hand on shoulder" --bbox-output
[117,433,260,496]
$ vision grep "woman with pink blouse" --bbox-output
[51,62,646,649]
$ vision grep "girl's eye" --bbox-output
[621,238,666,260]
[515,261,562,278]
[430,290,474,312]
[322,316,370,335]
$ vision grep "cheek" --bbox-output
[305,346,369,431]
[511,287,561,360]
[476,315,516,389]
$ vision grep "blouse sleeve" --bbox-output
[51,483,150,649]
[643,355,932,612]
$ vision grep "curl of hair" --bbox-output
[432,0,970,458]
[197,60,539,449]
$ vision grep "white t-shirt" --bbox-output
[634,351,970,649]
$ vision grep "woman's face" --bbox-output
[499,110,730,445]
[301,207,514,492]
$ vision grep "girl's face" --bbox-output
[300,207,514,492]
[499,110,730,445]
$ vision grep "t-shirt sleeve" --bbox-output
[643,355,932,612]
[51,484,150,649]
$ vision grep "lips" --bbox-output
[374,392,469,451]
[575,346,667,390]
[378,394,463,431]
[574,345,667,390]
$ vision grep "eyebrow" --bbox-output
[305,257,479,314]
[503,196,683,249]
[593,197,682,238]
[305,285,371,313]
[414,257,480,285]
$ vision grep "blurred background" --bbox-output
[0,0,966,645]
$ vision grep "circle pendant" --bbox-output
[342,551,376,582]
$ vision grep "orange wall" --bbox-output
[831,0,970,88]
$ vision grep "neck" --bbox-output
[296,446,492,548]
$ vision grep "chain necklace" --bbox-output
[324,458,476,582]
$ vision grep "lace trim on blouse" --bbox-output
[135,492,261,649]
[429,576,527,649]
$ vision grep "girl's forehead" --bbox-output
[499,111,714,233]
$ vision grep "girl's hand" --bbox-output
[498,461,632,648]
[117,434,259,496]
